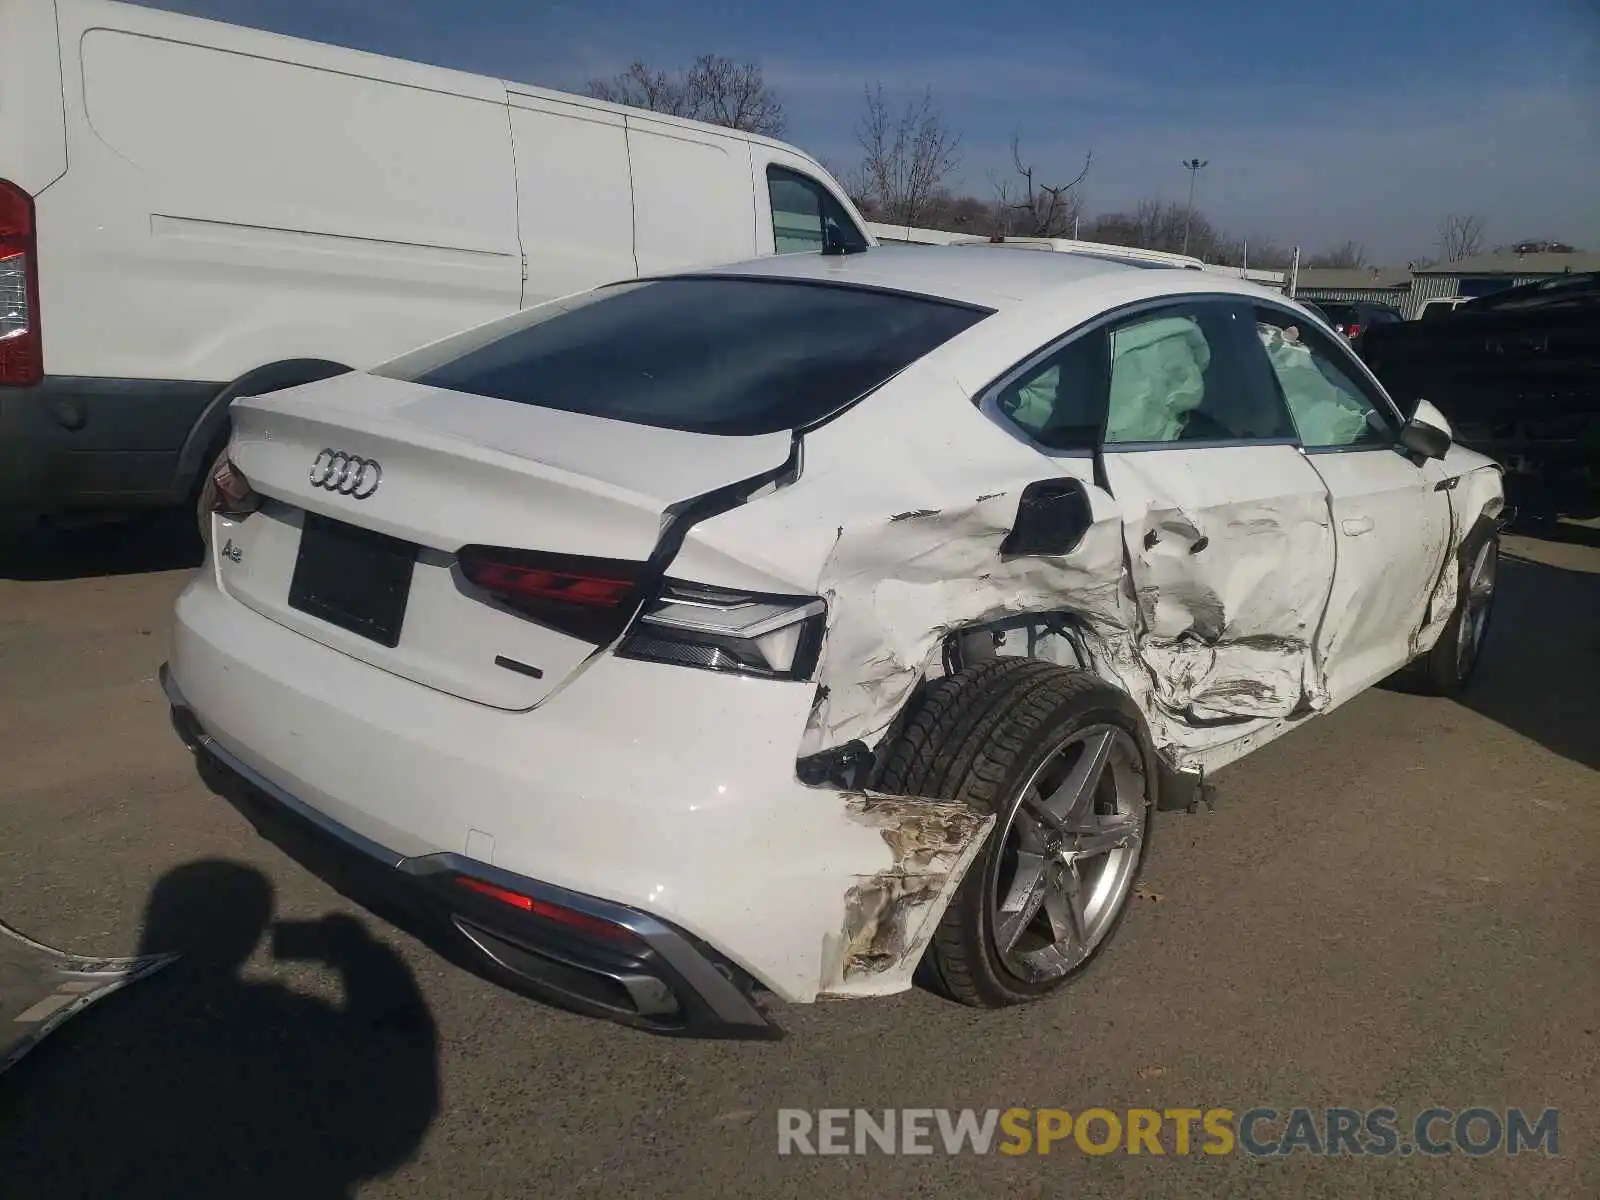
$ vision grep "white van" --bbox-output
[0,0,871,528]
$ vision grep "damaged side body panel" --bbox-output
[799,455,1341,774]
[684,337,1505,1002]
[819,794,994,997]
[1413,459,1506,659]
[1103,447,1338,736]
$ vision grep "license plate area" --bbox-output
[288,511,417,647]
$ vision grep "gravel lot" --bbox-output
[1,517,1596,1199]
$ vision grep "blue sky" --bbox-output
[142,0,1599,261]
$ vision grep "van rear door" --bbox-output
[0,0,68,196]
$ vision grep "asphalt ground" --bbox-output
[1,515,1595,1198]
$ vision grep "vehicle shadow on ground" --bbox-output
[1459,552,1600,772]
[0,861,439,1200]
[190,753,617,1032]
[0,513,203,582]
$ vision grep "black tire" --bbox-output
[1419,526,1499,697]
[876,658,1157,1008]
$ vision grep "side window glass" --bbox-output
[992,332,1108,451]
[766,166,866,254]
[1103,302,1295,445]
[1255,308,1395,449]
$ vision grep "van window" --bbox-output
[378,277,988,435]
[767,167,867,254]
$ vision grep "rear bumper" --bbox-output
[0,375,220,514]
[165,568,989,1009]
[162,664,780,1039]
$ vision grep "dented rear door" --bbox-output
[1096,298,1336,739]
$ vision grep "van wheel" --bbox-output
[875,658,1155,1008]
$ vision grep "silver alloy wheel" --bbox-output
[990,724,1148,983]
[1457,538,1498,676]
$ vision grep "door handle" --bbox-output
[1341,516,1375,536]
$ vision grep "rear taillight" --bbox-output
[457,546,644,644]
[210,457,260,520]
[456,546,828,678]
[0,179,43,387]
[453,876,643,946]
[1347,324,1362,339]
[618,580,826,681]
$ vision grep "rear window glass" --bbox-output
[376,278,990,436]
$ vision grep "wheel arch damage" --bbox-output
[670,369,1505,1001]
[784,482,1195,997]
[818,793,995,998]
[1410,461,1506,658]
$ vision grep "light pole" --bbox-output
[1181,157,1208,256]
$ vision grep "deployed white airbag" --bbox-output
[1105,316,1210,443]
[1258,324,1373,446]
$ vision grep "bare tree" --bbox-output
[588,60,691,117]
[854,85,962,229]
[1225,235,1294,270]
[684,55,785,137]
[991,136,1092,237]
[818,156,872,214]
[1437,212,1486,263]
[587,56,786,136]
[1306,240,1368,269]
[1080,200,1295,267]
[1084,198,1213,257]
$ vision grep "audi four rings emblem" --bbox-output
[308,449,382,498]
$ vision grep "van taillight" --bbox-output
[456,546,644,644]
[0,179,42,387]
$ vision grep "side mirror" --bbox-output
[1398,398,1452,461]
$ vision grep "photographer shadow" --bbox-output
[0,861,440,1200]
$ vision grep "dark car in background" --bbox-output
[1360,272,1600,519]
[1313,300,1405,347]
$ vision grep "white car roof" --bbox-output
[681,245,1274,312]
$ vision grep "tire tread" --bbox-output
[877,658,1148,1007]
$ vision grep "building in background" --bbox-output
[1409,250,1600,310]
[1292,266,1414,314]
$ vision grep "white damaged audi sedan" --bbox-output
[163,246,1505,1037]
